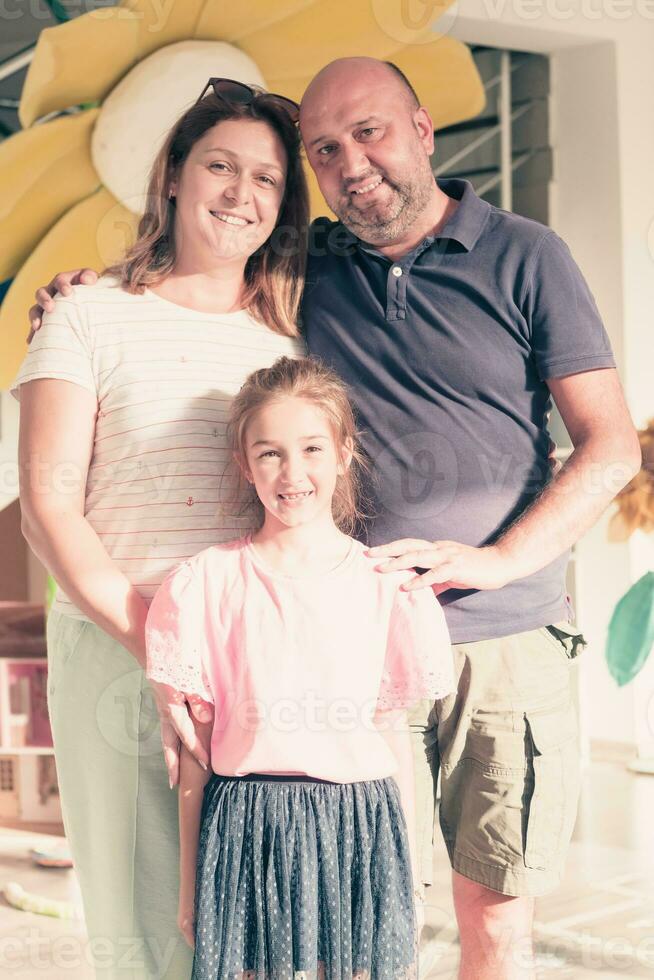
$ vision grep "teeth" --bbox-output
[210,211,249,226]
[279,491,312,500]
[353,177,383,195]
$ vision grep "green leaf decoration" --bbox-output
[46,575,57,613]
[605,572,654,687]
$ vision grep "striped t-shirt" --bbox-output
[11,277,305,619]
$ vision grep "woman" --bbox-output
[13,79,308,978]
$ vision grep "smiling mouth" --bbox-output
[209,211,252,226]
[350,176,384,197]
[278,491,313,501]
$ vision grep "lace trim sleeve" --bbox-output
[376,583,455,712]
[146,629,213,701]
[145,561,214,703]
[376,662,455,712]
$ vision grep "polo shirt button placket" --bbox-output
[388,264,406,320]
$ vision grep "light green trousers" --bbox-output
[46,610,193,979]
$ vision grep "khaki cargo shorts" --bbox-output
[409,622,585,898]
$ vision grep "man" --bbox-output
[30,58,640,980]
[298,57,640,979]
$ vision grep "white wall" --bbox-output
[449,2,654,751]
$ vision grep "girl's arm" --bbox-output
[375,710,423,928]
[19,379,149,664]
[178,720,214,948]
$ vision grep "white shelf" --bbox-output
[0,746,55,756]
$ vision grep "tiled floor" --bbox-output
[1,761,653,978]
[0,829,88,978]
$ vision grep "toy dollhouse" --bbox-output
[0,602,61,825]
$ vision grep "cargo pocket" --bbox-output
[523,701,580,871]
[440,709,531,869]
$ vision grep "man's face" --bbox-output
[300,74,435,244]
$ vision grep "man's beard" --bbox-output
[330,165,434,245]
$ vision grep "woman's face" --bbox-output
[171,118,288,266]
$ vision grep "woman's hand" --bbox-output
[149,678,213,788]
[177,897,196,949]
[367,539,513,594]
[27,268,99,340]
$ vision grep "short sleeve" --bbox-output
[377,584,455,712]
[145,561,213,702]
[10,291,97,400]
[521,232,616,381]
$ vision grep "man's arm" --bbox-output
[492,367,641,578]
[368,367,641,591]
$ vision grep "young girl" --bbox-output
[145,356,454,979]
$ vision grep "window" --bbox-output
[434,48,552,224]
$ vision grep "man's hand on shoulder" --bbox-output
[27,268,100,342]
[366,538,512,594]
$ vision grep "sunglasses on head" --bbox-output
[195,77,299,124]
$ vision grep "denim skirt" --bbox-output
[191,773,417,979]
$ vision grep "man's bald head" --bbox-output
[299,56,437,247]
[300,57,419,123]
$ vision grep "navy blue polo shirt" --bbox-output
[302,178,616,644]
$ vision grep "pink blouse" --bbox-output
[145,536,454,783]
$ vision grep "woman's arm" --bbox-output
[19,378,149,664]
[19,378,212,781]
[178,720,214,948]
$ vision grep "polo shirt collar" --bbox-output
[339,177,490,256]
[432,178,490,251]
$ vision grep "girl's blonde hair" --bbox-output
[227,357,370,535]
[105,93,309,337]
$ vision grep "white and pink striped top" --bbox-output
[11,277,305,619]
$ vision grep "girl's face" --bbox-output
[171,118,287,265]
[243,397,352,530]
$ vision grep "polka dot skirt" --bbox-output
[191,774,417,979]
